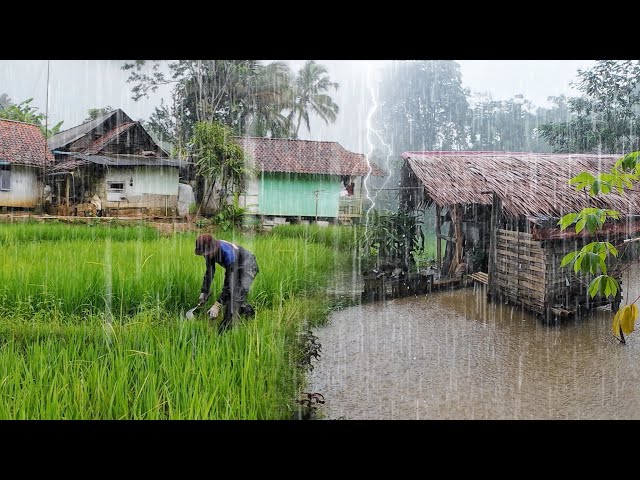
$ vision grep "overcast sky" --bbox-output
[0,60,595,152]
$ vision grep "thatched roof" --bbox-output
[401,151,640,218]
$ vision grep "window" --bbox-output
[107,182,124,191]
[0,165,10,191]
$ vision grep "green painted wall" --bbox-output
[258,173,342,217]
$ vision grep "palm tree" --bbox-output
[289,61,340,137]
[245,61,295,138]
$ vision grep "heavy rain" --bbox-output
[1,59,639,420]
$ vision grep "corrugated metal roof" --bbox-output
[49,153,191,172]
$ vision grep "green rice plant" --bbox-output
[271,224,360,250]
[0,293,332,419]
[0,221,160,244]
[0,230,341,317]
[0,223,351,419]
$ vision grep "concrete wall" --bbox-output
[95,166,179,209]
[0,165,41,208]
[239,178,259,214]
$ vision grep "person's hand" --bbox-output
[208,302,222,319]
[198,293,208,304]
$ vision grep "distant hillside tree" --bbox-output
[83,106,114,122]
[375,60,470,154]
[122,60,340,151]
[0,93,12,109]
[539,60,640,153]
[468,94,573,152]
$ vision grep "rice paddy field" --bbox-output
[0,221,352,419]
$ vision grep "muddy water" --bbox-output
[310,265,640,419]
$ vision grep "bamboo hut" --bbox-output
[400,151,640,320]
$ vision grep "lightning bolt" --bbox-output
[364,63,394,227]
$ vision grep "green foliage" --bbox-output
[122,60,340,145]
[558,208,621,234]
[468,94,568,152]
[359,209,420,272]
[83,106,113,122]
[375,60,470,153]
[212,193,247,232]
[539,61,640,153]
[289,61,339,137]
[192,121,251,212]
[558,150,640,301]
[0,97,63,138]
[271,224,359,251]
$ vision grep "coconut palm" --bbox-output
[289,61,340,137]
[245,61,295,138]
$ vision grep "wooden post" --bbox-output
[487,193,502,300]
[448,204,464,276]
[435,204,442,272]
[65,175,70,216]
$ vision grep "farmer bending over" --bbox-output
[195,233,259,332]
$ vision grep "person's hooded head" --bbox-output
[194,233,218,256]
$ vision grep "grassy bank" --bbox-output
[0,223,350,419]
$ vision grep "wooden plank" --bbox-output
[487,194,501,299]
[497,240,545,254]
[496,258,546,273]
[496,291,545,308]
[495,274,546,294]
[497,237,542,248]
[436,204,442,272]
[497,249,545,263]
[497,229,535,240]
[470,272,489,285]
[495,279,546,295]
[495,269,545,285]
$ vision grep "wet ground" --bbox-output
[311,265,640,419]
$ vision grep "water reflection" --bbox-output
[310,265,640,419]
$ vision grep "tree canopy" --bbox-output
[0,97,63,138]
[122,60,340,152]
[539,61,640,153]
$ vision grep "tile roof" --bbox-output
[48,109,130,151]
[84,122,136,154]
[0,118,54,167]
[235,137,385,177]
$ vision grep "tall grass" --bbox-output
[0,231,337,317]
[271,224,360,250]
[0,221,160,244]
[0,223,350,419]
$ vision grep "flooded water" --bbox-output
[310,265,640,419]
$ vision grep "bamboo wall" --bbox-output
[495,228,547,313]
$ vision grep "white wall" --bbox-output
[239,178,259,214]
[0,165,41,208]
[102,167,178,201]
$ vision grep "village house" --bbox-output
[234,137,385,226]
[0,118,54,211]
[399,151,640,320]
[47,109,190,217]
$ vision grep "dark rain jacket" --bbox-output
[200,240,259,304]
